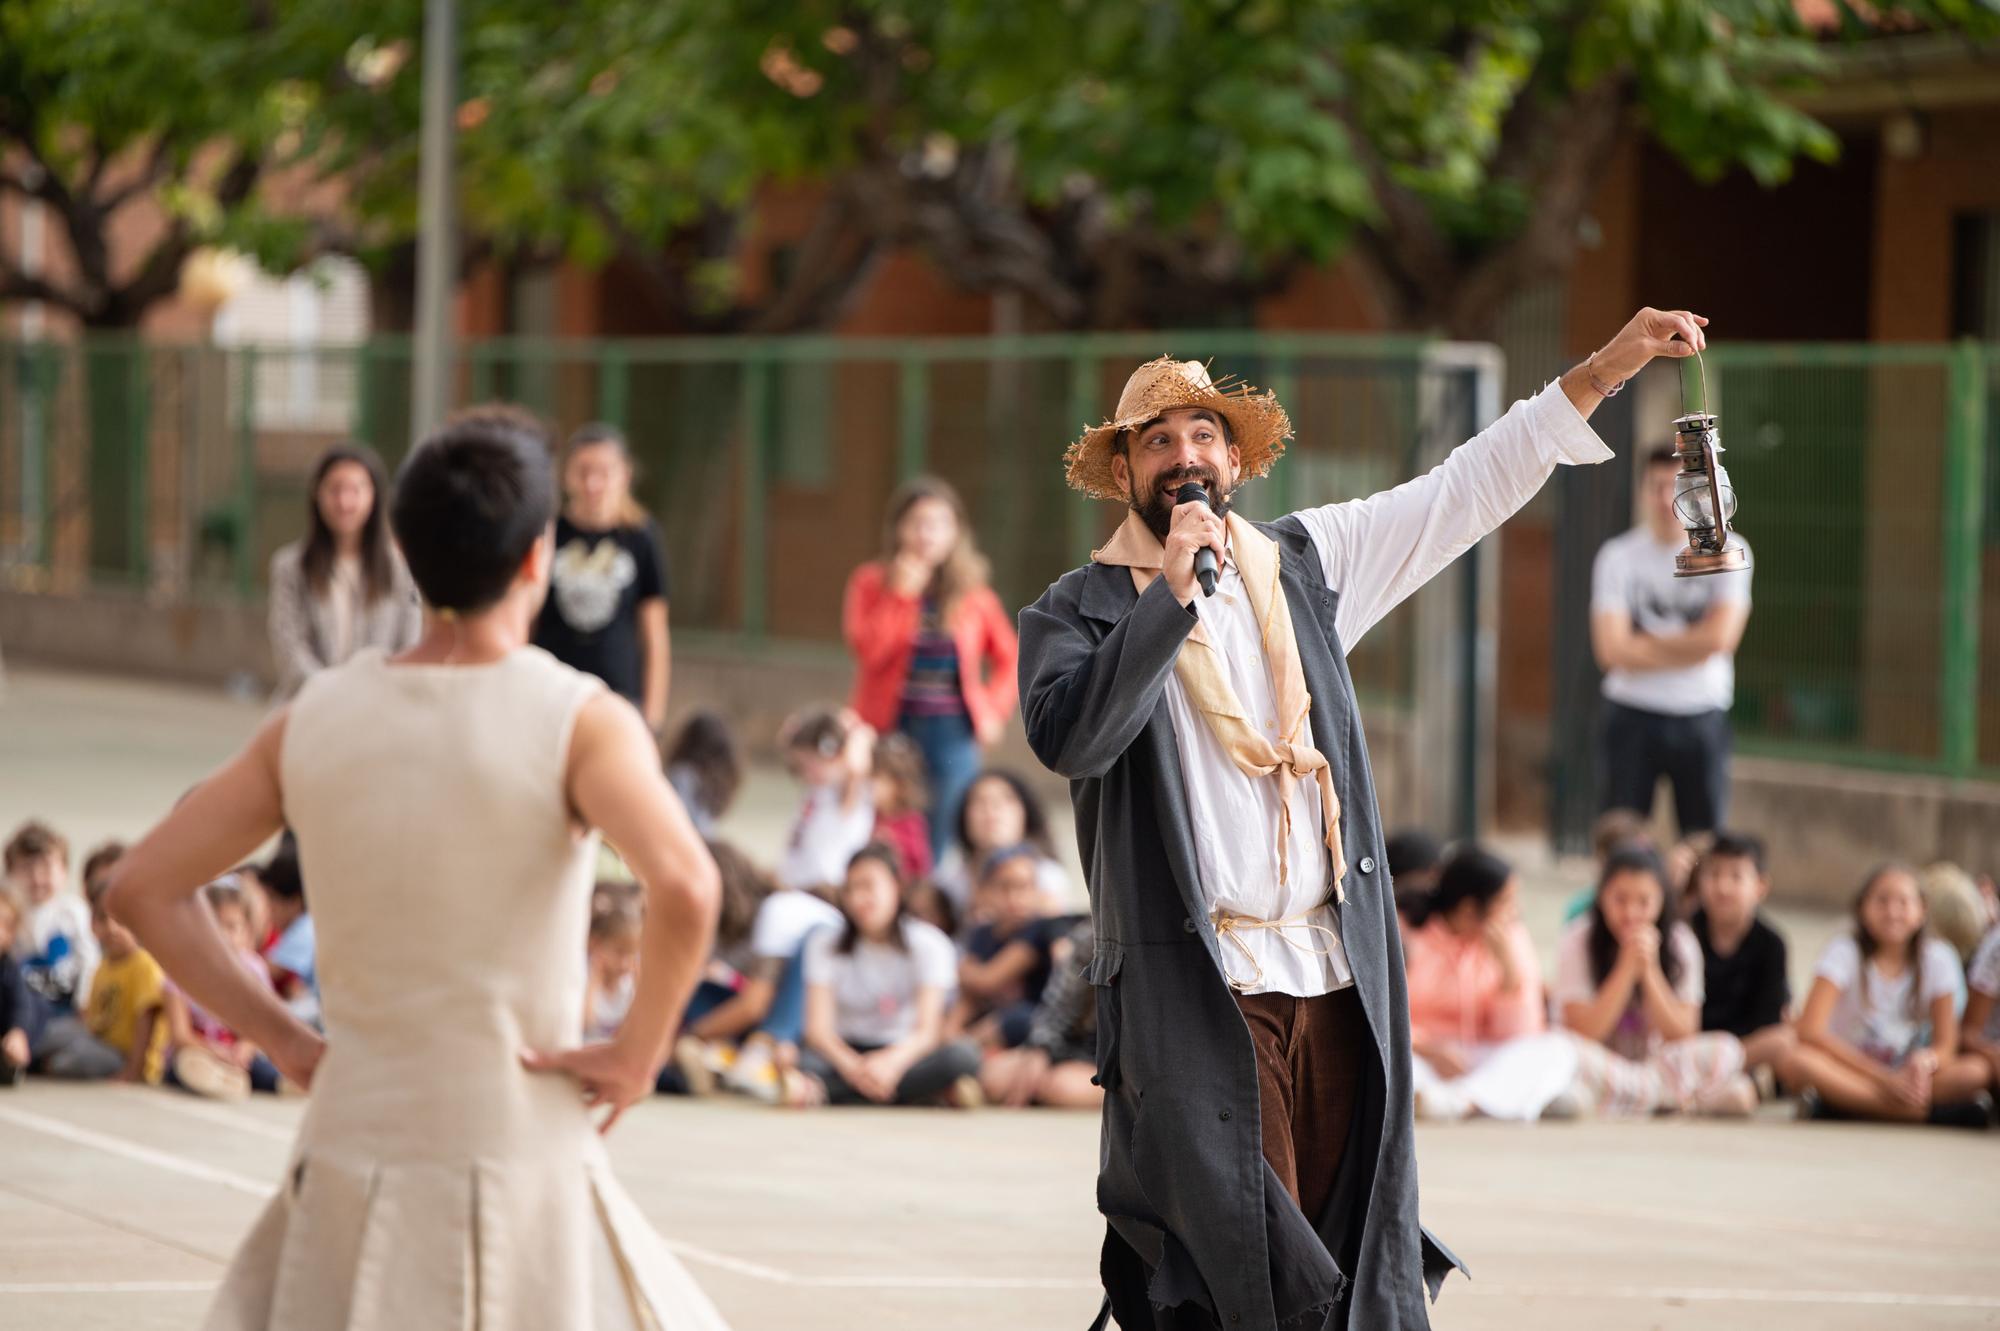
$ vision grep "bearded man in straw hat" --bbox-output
[1019,308,1708,1331]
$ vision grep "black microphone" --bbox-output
[1175,482,1220,598]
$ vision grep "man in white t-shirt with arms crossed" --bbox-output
[1591,442,1753,834]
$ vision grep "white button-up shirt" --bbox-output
[1166,380,1612,996]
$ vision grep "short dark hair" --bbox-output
[261,833,305,906]
[1645,443,1680,469]
[391,408,556,613]
[1705,830,1767,878]
[4,820,68,872]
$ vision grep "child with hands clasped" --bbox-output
[1555,846,1756,1117]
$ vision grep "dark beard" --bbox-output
[1129,464,1232,540]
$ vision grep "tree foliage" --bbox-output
[5,0,1995,332]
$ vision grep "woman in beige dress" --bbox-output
[109,409,732,1330]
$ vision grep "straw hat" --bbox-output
[1064,356,1294,501]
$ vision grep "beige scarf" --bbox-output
[1095,510,1346,901]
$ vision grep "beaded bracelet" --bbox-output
[1585,350,1625,397]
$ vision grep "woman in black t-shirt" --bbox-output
[532,423,671,728]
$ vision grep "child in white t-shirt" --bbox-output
[583,884,641,1042]
[795,845,980,1108]
[1964,926,2000,1097]
[1790,864,1990,1126]
[774,708,876,894]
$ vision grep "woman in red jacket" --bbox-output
[844,478,1020,862]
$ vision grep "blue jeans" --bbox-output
[899,711,981,864]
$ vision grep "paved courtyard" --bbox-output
[1,666,1996,1330]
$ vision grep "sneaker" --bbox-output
[1795,1088,1847,1122]
[942,1074,986,1110]
[672,1036,717,1098]
[173,1046,250,1101]
[721,1043,783,1105]
[1414,1083,1472,1122]
[1927,1092,1995,1130]
[1539,1088,1586,1121]
[0,1057,17,1088]
[1693,1073,1759,1118]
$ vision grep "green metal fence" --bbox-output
[0,332,1500,719]
[1703,340,1997,777]
[3,332,1994,779]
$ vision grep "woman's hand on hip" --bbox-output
[522,1038,658,1134]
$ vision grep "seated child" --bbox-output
[584,882,642,1042]
[870,734,933,886]
[775,708,876,894]
[796,845,981,1108]
[1554,846,1756,1117]
[980,917,1103,1109]
[951,846,1057,1049]
[664,710,743,839]
[1687,831,1794,1076]
[0,890,39,1085]
[934,770,1070,917]
[1788,864,1990,1127]
[77,866,170,1082]
[1384,827,1445,933]
[666,842,774,1093]
[707,846,842,1103]
[1561,808,1656,924]
[1965,923,2000,1094]
[1404,846,1577,1122]
[163,878,282,1100]
[7,821,100,1053]
[258,838,319,1026]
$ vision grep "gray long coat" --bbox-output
[1019,517,1463,1331]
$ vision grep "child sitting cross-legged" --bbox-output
[1788,864,1992,1127]
[1687,831,1795,1082]
[949,845,1059,1050]
[162,877,283,1100]
[794,845,981,1108]
[1554,846,1757,1117]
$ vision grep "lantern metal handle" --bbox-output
[1681,347,1709,417]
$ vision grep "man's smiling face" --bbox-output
[1112,407,1242,539]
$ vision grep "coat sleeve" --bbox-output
[1018,572,1196,780]
[842,563,921,672]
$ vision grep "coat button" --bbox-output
[1358,855,1376,874]
[1218,1109,1232,1122]
[1183,917,1198,934]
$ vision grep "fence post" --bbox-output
[740,355,773,640]
[600,345,630,431]
[1941,338,1987,773]
[1067,353,1099,567]
[127,343,151,586]
[1265,353,1297,517]
[235,348,259,601]
[898,356,928,482]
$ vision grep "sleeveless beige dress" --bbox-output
[205,646,730,1331]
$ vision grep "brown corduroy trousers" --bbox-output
[1234,985,1366,1224]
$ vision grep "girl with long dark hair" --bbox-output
[1403,845,1577,1121]
[268,442,420,696]
[1553,846,1756,1116]
[843,477,1019,858]
[1788,864,1989,1125]
[795,845,981,1107]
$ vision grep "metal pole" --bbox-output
[411,0,458,440]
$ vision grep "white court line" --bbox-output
[0,1281,220,1295]
[0,1105,269,1196]
[110,1086,297,1144]
[1425,1186,1987,1249]
[9,1103,1992,1308]
[1469,1284,2000,1310]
